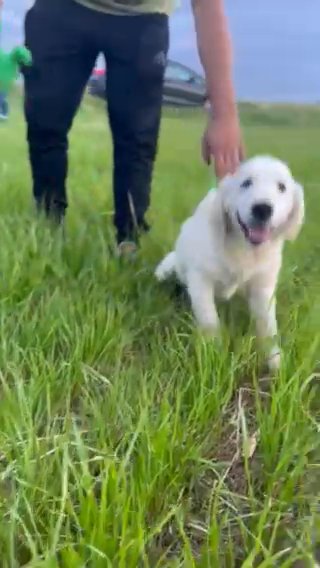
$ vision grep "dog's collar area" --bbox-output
[236,212,271,246]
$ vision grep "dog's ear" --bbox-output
[217,173,236,208]
[284,182,305,241]
[217,173,234,193]
[216,173,236,235]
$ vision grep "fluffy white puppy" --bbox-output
[155,156,304,371]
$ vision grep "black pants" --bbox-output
[23,0,169,242]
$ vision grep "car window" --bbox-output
[192,75,204,86]
[165,63,193,82]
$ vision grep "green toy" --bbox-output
[0,46,32,92]
[0,4,32,93]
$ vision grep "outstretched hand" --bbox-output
[202,113,245,179]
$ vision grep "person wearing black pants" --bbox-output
[23,0,244,256]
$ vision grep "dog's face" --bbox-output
[219,156,304,246]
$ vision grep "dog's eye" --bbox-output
[241,178,253,189]
[278,182,286,193]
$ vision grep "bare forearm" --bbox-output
[192,0,237,118]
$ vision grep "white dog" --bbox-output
[155,156,304,371]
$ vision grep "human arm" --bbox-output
[192,0,245,178]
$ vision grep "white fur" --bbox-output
[155,156,305,371]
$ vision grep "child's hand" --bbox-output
[202,113,245,179]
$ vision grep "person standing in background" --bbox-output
[0,91,9,120]
[23,0,244,256]
[0,0,9,121]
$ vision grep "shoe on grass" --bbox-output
[116,240,138,260]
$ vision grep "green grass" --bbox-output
[0,94,320,567]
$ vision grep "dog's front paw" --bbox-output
[266,346,281,373]
[198,318,220,338]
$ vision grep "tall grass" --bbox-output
[0,96,319,566]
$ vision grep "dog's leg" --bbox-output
[187,270,219,335]
[247,275,280,372]
[155,252,176,281]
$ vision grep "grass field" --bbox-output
[0,96,320,567]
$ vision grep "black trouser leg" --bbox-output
[104,15,169,243]
[23,0,98,219]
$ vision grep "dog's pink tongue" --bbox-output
[248,227,271,244]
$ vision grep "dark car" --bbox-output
[88,60,207,107]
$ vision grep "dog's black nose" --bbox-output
[251,202,273,223]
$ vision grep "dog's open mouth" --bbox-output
[237,213,271,246]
